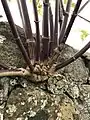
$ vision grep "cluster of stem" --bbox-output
[1,0,90,78]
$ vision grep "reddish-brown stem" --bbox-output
[32,0,40,61]
[1,0,34,71]
[54,0,59,47]
[41,0,49,60]
[55,41,90,71]
[62,0,83,43]
[49,5,54,56]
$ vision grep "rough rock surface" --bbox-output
[0,22,90,120]
[0,22,27,68]
[4,85,76,120]
[57,44,89,83]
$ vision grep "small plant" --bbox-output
[0,0,90,81]
[80,30,89,40]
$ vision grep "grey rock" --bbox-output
[82,52,90,74]
[0,22,27,68]
[4,85,77,120]
[57,44,89,83]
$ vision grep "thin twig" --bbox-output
[78,0,90,13]
[78,14,90,23]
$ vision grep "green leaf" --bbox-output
[64,0,67,4]
[30,0,42,15]
[64,0,75,8]
[71,2,75,8]
[80,30,89,40]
